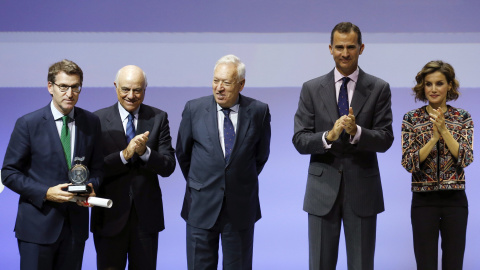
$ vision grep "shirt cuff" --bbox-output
[139,146,151,162]
[349,125,362,144]
[120,151,128,164]
[322,131,332,149]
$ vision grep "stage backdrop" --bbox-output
[1,1,479,269]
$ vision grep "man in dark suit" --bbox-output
[176,54,271,270]
[91,65,176,270]
[292,22,394,270]
[1,59,103,270]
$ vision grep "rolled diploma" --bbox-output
[70,196,113,208]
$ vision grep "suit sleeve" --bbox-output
[175,102,194,180]
[292,82,328,155]
[87,115,104,192]
[355,82,394,153]
[255,104,271,175]
[142,111,176,177]
[1,117,49,208]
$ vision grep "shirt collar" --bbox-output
[334,67,359,83]
[50,101,74,120]
[118,102,140,121]
[217,103,239,113]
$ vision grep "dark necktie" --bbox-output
[338,77,350,116]
[126,113,136,143]
[60,116,71,169]
[222,109,235,162]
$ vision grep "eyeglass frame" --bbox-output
[50,81,82,93]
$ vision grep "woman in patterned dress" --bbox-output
[401,60,474,270]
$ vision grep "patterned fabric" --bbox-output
[337,77,350,116]
[222,108,235,162]
[401,105,474,192]
[126,113,135,143]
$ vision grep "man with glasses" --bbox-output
[176,54,271,270]
[1,59,103,270]
[91,65,175,270]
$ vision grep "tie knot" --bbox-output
[62,115,70,125]
[341,77,351,85]
[128,113,134,121]
[222,108,231,117]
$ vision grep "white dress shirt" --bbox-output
[51,101,76,163]
[322,67,362,149]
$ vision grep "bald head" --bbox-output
[114,65,147,112]
[115,65,148,88]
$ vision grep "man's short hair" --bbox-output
[214,54,246,81]
[330,22,362,45]
[412,60,460,102]
[48,59,83,84]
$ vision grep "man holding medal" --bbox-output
[1,59,103,270]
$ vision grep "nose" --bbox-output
[341,48,349,58]
[215,82,224,91]
[127,90,135,99]
[65,88,74,98]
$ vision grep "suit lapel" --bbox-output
[73,108,83,163]
[105,104,128,150]
[43,105,70,171]
[350,68,372,116]
[320,70,340,124]
[228,95,251,165]
[137,104,153,135]
[204,97,224,159]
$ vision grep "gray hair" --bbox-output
[214,54,246,81]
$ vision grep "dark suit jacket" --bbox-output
[91,103,176,236]
[293,68,394,217]
[176,95,271,230]
[1,105,103,244]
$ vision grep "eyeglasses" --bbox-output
[51,82,82,93]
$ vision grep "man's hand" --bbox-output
[76,183,96,207]
[343,107,357,136]
[123,131,150,159]
[45,183,74,203]
[327,117,346,142]
[134,131,150,156]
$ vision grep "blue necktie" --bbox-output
[338,77,350,116]
[126,113,136,143]
[222,109,235,162]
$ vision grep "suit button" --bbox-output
[338,170,342,174]
[220,187,225,191]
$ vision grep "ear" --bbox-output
[359,43,365,55]
[47,81,54,95]
[329,44,333,55]
[238,79,245,92]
